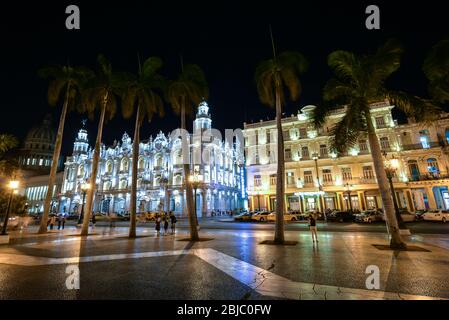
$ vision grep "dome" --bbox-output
[24,114,56,151]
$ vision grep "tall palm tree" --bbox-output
[423,39,449,104]
[121,56,165,238]
[0,134,18,177]
[255,30,308,244]
[166,61,208,241]
[313,39,438,249]
[37,64,91,234]
[80,55,122,236]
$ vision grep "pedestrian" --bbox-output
[309,213,318,243]
[57,214,62,230]
[61,215,66,230]
[163,214,169,235]
[91,213,96,228]
[170,211,177,234]
[155,215,161,236]
[49,215,56,230]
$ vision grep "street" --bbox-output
[1,220,449,300]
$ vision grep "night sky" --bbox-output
[0,1,448,156]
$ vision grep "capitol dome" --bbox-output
[19,114,58,174]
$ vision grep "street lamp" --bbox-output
[1,180,20,235]
[344,183,353,212]
[189,173,203,227]
[382,151,406,230]
[312,152,325,213]
[78,182,90,225]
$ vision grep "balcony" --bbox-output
[401,142,441,151]
[408,172,449,182]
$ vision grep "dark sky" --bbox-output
[0,1,448,156]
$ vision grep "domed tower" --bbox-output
[193,100,212,132]
[73,126,89,157]
[19,114,58,175]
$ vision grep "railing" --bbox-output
[408,172,449,181]
[401,142,441,151]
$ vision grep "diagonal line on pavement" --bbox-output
[0,248,445,300]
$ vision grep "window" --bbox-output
[119,179,127,189]
[301,146,309,159]
[103,181,111,191]
[363,166,375,179]
[77,165,84,177]
[375,116,386,128]
[286,172,295,185]
[120,158,129,171]
[138,157,145,170]
[285,148,292,161]
[427,158,439,174]
[380,137,390,150]
[319,144,328,158]
[408,160,420,180]
[289,128,299,140]
[322,169,333,183]
[299,128,307,139]
[304,171,313,184]
[419,130,430,149]
[106,160,113,173]
[342,167,352,181]
[359,140,368,152]
[254,175,262,187]
[270,174,277,186]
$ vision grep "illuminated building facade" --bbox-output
[244,100,449,213]
[58,101,245,216]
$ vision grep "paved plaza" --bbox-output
[0,223,449,300]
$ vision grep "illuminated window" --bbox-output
[342,167,352,181]
[269,174,277,186]
[322,169,333,183]
[375,116,386,128]
[254,175,262,187]
[363,166,375,179]
[380,137,390,150]
[301,146,309,159]
[304,171,313,184]
[319,144,328,158]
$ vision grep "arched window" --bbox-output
[408,160,420,180]
[106,160,113,173]
[120,158,129,172]
[155,154,163,167]
[154,177,161,187]
[427,158,439,175]
[137,178,142,189]
[173,175,182,185]
[77,165,84,177]
[419,130,430,149]
[103,181,111,191]
[138,157,145,170]
[119,179,127,190]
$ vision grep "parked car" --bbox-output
[415,209,428,221]
[327,211,354,222]
[266,212,301,222]
[354,210,384,223]
[399,209,416,222]
[234,212,252,222]
[421,210,449,223]
[251,211,270,222]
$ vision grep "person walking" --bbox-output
[155,215,161,236]
[49,215,56,230]
[57,214,62,230]
[61,214,66,230]
[309,213,318,243]
[91,213,96,228]
[169,211,177,234]
[163,214,169,235]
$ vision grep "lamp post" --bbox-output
[78,183,90,225]
[1,180,19,235]
[312,152,325,213]
[344,183,353,212]
[382,151,407,230]
[189,173,203,227]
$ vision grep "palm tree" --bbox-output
[313,39,438,249]
[37,64,91,234]
[255,30,308,244]
[0,134,18,176]
[121,56,165,238]
[423,39,449,103]
[166,61,208,241]
[80,55,122,236]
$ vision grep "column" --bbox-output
[358,191,366,211]
[336,192,343,210]
[201,189,207,217]
[405,189,415,212]
[425,186,437,209]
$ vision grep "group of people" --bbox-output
[47,214,66,230]
[154,211,177,236]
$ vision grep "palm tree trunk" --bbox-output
[181,98,199,241]
[38,83,70,234]
[81,91,109,236]
[129,105,141,238]
[365,113,406,249]
[274,83,285,244]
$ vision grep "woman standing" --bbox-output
[155,215,161,236]
[309,213,319,243]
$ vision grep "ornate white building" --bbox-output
[58,101,246,217]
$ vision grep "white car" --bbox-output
[422,210,449,223]
[267,212,300,222]
[251,211,270,222]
